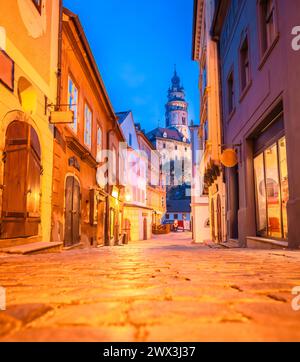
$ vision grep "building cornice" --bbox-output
[192,0,204,61]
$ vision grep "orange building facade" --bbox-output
[51,8,124,248]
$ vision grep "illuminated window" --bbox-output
[84,104,92,149]
[68,77,78,133]
[254,136,289,239]
[32,0,42,13]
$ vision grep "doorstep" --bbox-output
[246,236,288,250]
[204,240,225,249]
[0,242,63,255]
[220,239,240,249]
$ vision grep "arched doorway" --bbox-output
[64,176,80,247]
[211,199,215,242]
[143,217,147,240]
[1,121,41,239]
[217,195,222,243]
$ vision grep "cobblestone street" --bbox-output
[0,233,300,342]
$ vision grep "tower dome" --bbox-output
[165,67,190,140]
[172,69,180,88]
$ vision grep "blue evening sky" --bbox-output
[63,0,199,132]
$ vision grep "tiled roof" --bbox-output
[166,199,191,213]
[116,111,131,125]
[147,127,190,144]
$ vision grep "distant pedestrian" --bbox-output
[173,219,178,232]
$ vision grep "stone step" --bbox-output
[220,239,240,249]
[0,242,63,255]
[204,240,224,249]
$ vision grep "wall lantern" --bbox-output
[220,148,238,168]
[112,187,119,199]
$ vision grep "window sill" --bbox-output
[239,80,252,103]
[258,34,280,71]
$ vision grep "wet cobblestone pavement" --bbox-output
[0,233,300,342]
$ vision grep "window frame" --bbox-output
[67,75,79,134]
[239,32,252,95]
[84,102,92,150]
[226,67,235,118]
[96,123,103,161]
[257,0,279,67]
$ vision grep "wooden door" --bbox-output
[64,176,80,247]
[217,195,222,243]
[1,121,41,239]
[96,201,105,246]
[143,217,147,240]
[211,199,215,242]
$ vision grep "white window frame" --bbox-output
[68,76,79,133]
[84,103,92,149]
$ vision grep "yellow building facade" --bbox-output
[0,0,60,248]
[192,0,227,244]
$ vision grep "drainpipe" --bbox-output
[56,0,63,110]
[105,122,118,246]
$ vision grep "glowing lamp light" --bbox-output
[125,193,132,202]
[112,189,119,199]
[220,149,238,168]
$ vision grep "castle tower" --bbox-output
[165,67,190,140]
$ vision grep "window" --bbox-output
[163,143,166,149]
[68,77,79,133]
[32,0,42,13]
[254,136,289,239]
[240,35,250,91]
[165,214,170,220]
[182,117,186,125]
[174,214,178,220]
[96,125,102,161]
[227,70,235,115]
[259,0,277,54]
[202,66,207,96]
[129,133,133,147]
[84,104,92,149]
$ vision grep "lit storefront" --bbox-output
[254,134,288,240]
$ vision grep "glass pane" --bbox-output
[265,144,282,238]
[254,154,267,236]
[278,137,289,239]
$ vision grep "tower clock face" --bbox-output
[18,0,47,39]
